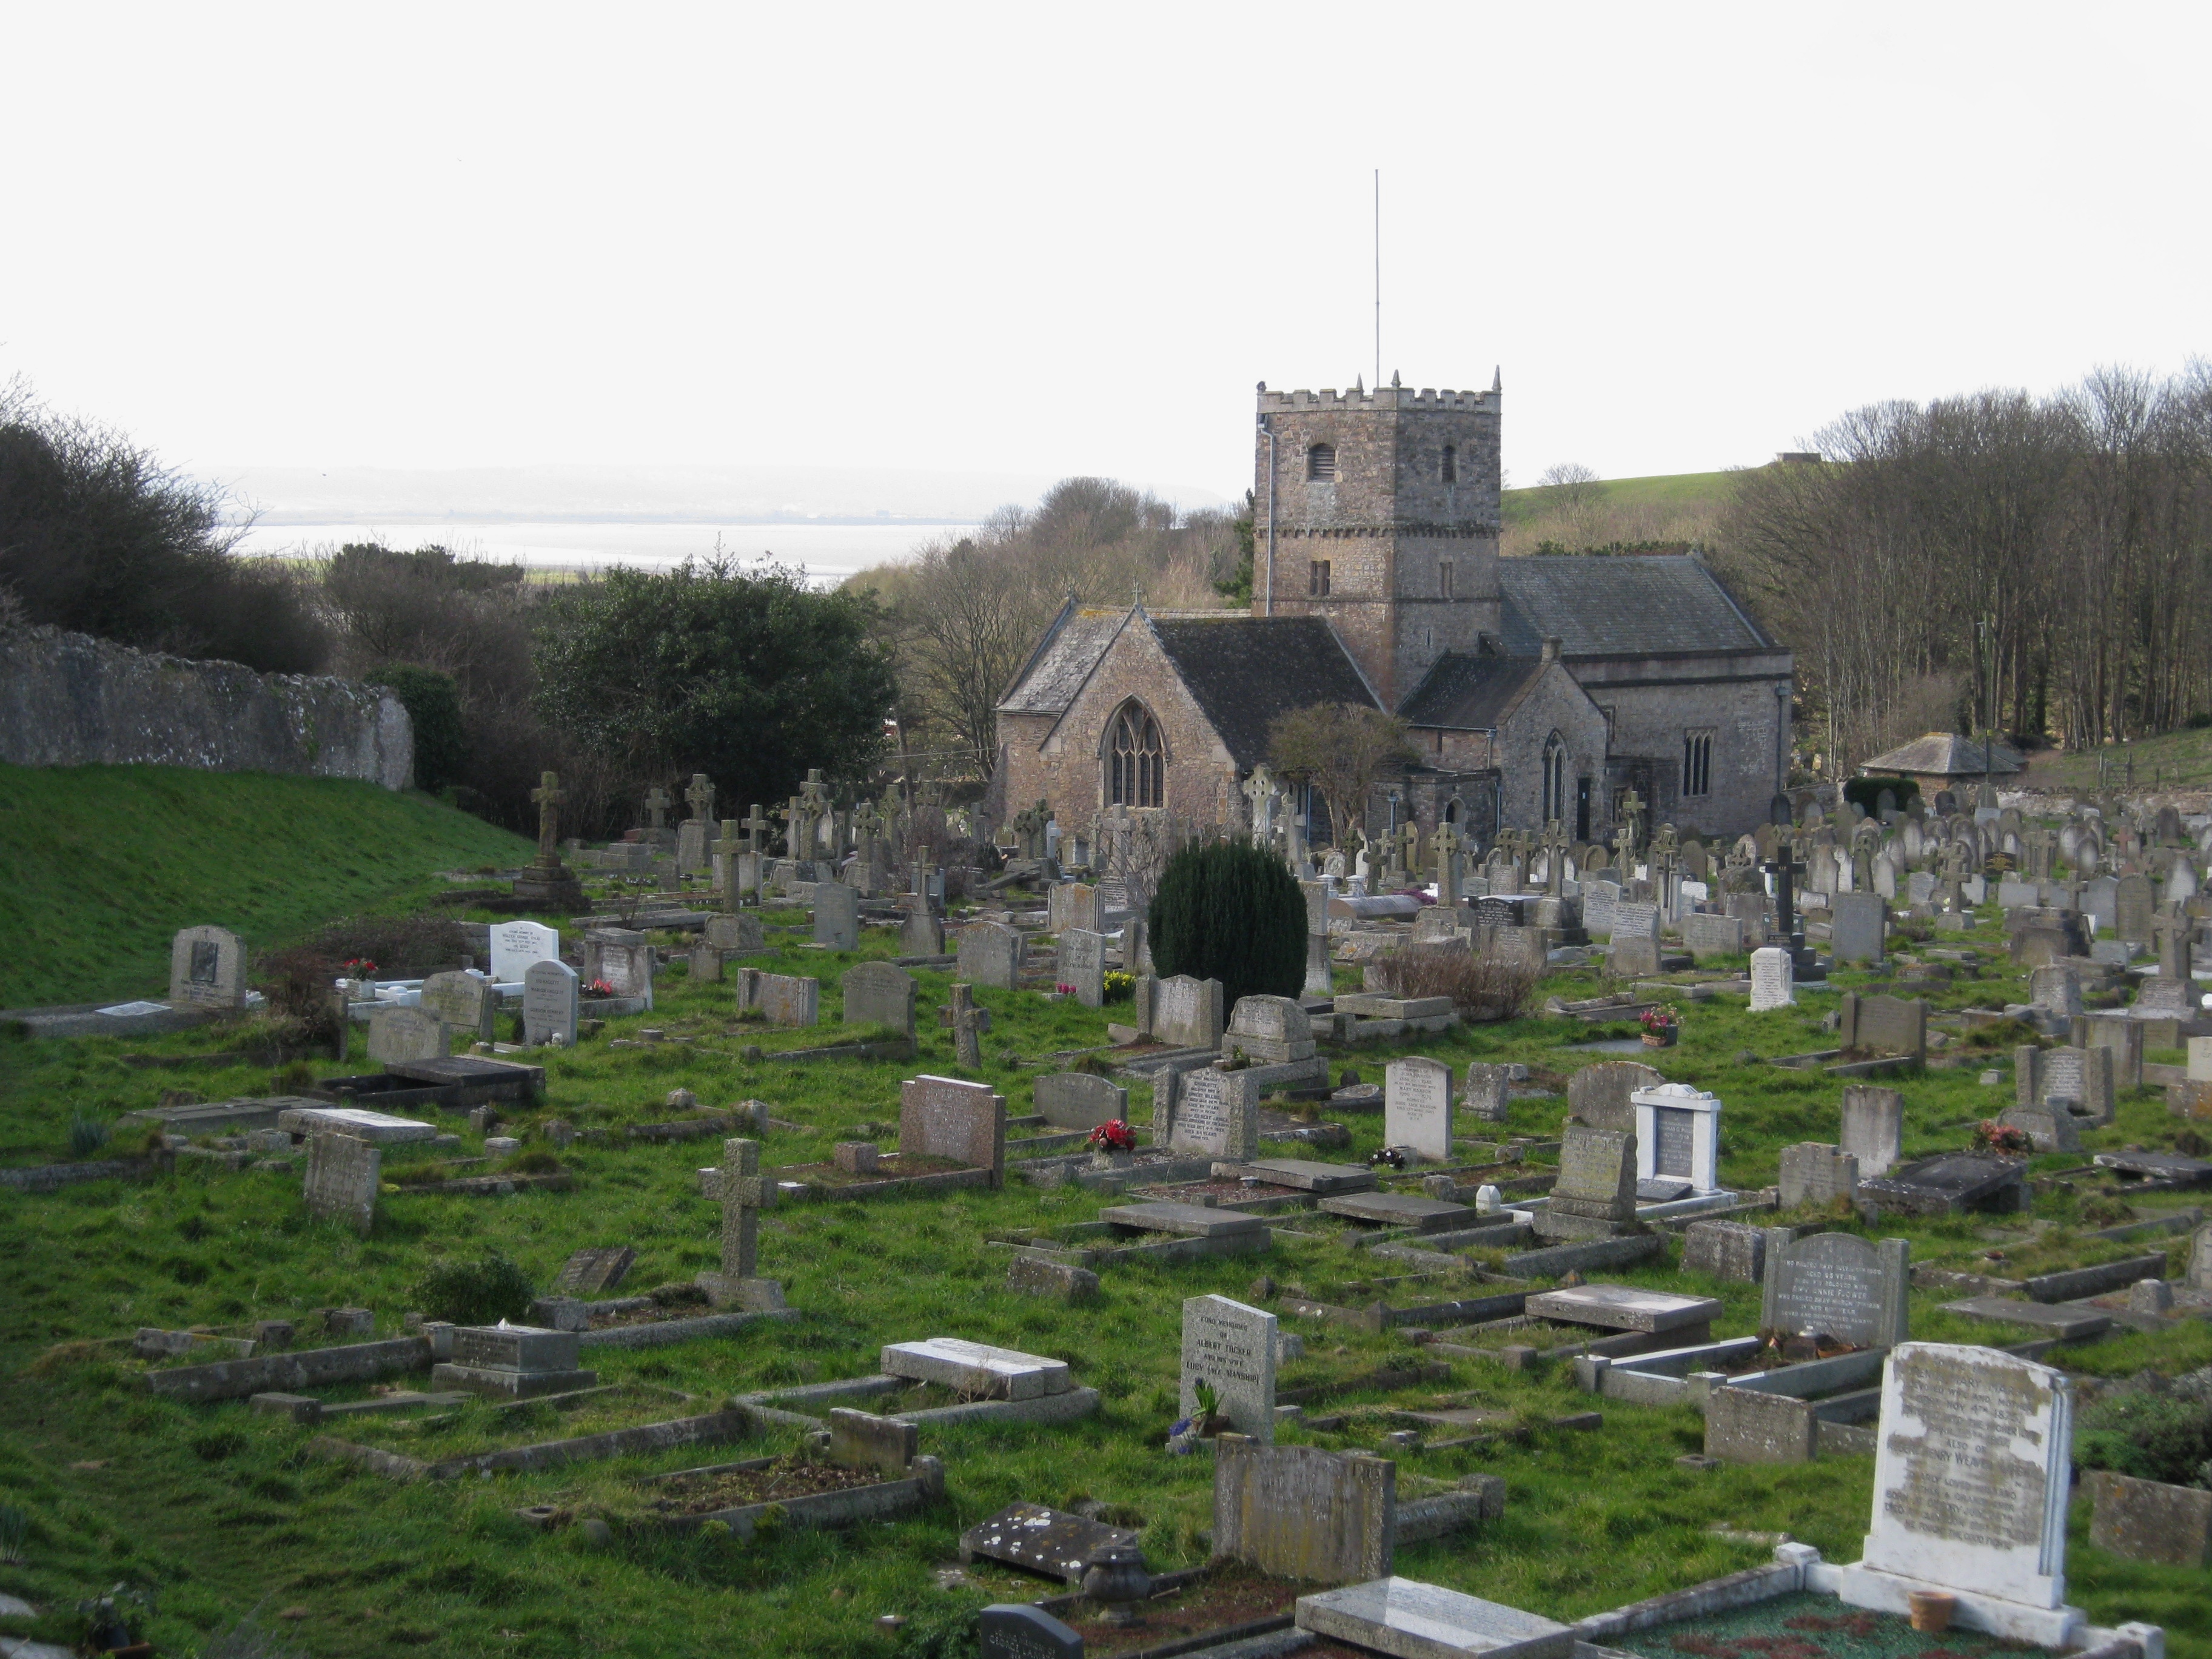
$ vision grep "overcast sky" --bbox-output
[3,4,2206,509]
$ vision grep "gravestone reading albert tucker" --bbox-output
[1033,1071,1127,1131]
[1835,1342,2085,1645]
[1761,1230,1909,1348]
[1463,1061,1512,1124]
[736,968,820,1027]
[899,1074,1007,1185]
[957,921,1023,991]
[1181,1293,1277,1441]
[169,925,249,1009]
[840,961,916,1038]
[1384,1056,1453,1161]
[813,880,859,950]
[1162,1066,1259,1161]
[522,959,579,1047]
[1057,927,1106,1008]
[303,1132,380,1236]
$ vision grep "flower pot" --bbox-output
[1641,1030,1677,1048]
[1907,1591,1956,1633]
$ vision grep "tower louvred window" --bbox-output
[1307,443,1336,481]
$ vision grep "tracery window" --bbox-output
[1108,703,1165,808]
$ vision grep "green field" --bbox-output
[0,765,534,1009]
[0,771,2206,1657]
[1500,470,1737,529]
[2017,726,2212,793]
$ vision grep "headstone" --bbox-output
[686,943,723,983]
[2028,965,2083,1023]
[1835,1343,2082,1645]
[704,911,765,954]
[735,968,820,1027]
[957,921,1023,991]
[1295,1581,1573,1659]
[1566,1061,1662,1135]
[2115,873,2155,943]
[419,971,497,1044]
[582,928,655,1010]
[489,920,560,984]
[1778,1142,1859,1208]
[522,959,580,1048]
[169,925,248,1008]
[1681,911,1744,962]
[1162,1066,1259,1160]
[1384,1057,1453,1162]
[696,1137,782,1309]
[552,1246,634,1296]
[2081,1011,2143,1090]
[1182,1295,1277,1441]
[2190,1222,2212,1293]
[1840,993,1927,1061]
[1531,1124,1637,1241]
[2082,875,2119,933]
[1058,927,1106,1008]
[899,908,945,958]
[1858,1152,2029,1218]
[841,962,917,1037]
[811,880,859,950]
[899,1074,1007,1185]
[1839,1085,1903,1178]
[1212,1438,1393,1586]
[1830,892,1888,964]
[1683,1219,1767,1282]
[2000,1101,2080,1153]
[1033,1071,1128,1131]
[1224,996,1315,1064]
[977,1605,1082,1659]
[1762,1230,1909,1348]
[1146,975,1225,1050]
[366,1004,447,1065]
[1749,946,1794,1011]
[1462,1062,1512,1124]
[1705,1384,1819,1465]
[1610,900,1660,977]
[1048,882,1101,934]
[303,1132,379,1235]
[1632,1081,1723,1193]
[435,1323,596,1398]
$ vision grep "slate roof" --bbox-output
[1860,732,2023,777]
[997,605,1128,716]
[1148,615,1379,768]
[1494,556,1773,658]
[1396,651,1547,729]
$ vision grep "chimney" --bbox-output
[1541,636,1562,665]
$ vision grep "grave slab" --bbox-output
[1525,1284,1720,1335]
[959,1501,1141,1584]
[1296,1577,1574,1659]
[1320,1191,1476,1231]
[880,1337,1070,1400]
[275,1105,438,1144]
[1938,1297,2113,1339]
[1097,1201,1267,1239]
[1241,1158,1377,1195]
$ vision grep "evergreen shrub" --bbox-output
[1147,839,1305,1010]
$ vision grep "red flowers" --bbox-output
[1087,1119,1136,1152]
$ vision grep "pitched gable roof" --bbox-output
[997,605,1129,716]
[1860,732,2023,777]
[1396,651,1549,729]
[1148,614,1379,769]
[1495,555,1772,658]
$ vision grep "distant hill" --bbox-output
[1500,469,1738,556]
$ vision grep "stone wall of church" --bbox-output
[1581,657,1791,839]
[1492,659,1612,836]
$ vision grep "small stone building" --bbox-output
[994,375,1794,847]
[1858,732,2022,802]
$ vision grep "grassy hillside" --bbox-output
[1500,469,1737,527]
[2016,726,2212,793]
[0,766,534,1008]
[1500,469,1738,556]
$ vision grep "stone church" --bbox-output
[994,376,1794,850]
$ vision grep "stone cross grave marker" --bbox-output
[1384,1056,1453,1162]
[419,970,496,1044]
[1033,1071,1127,1131]
[169,925,248,1008]
[946,982,986,1067]
[813,880,859,950]
[1840,1084,1903,1178]
[957,921,1023,990]
[1761,1230,1909,1347]
[1835,1342,2081,1645]
[1749,945,1795,1010]
[1058,927,1106,1008]
[899,1074,1007,1185]
[696,1138,781,1309]
[1212,1438,1393,1585]
[522,959,579,1047]
[489,920,560,984]
[1163,1066,1259,1160]
[1181,1294,1277,1441]
[303,1132,380,1236]
[841,961,916,1037]
[367,1004,447,1065]
[736,967,820,1026]
[713,820,744,910]
[685,771,716,829]
[1463,1061,1512,1124]
[642,784,671,833]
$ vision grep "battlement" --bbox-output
[1258,383,1499,414]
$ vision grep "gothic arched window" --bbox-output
[1108,703,1165,809]
[1542,732,1569,825]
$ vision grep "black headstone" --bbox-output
[979,1603,1083,1659]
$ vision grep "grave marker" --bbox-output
[1683,1219,1767,1282]
[1384,1056,1453,1162]
[1830,892,1888,964]
[735,968,820,1027]
[419,971,497,1044]
[957,921,1023,990]
[1181,1294,1277,1441]
[582,928,655,1009]
[1681,911,1743,962]
[522,959,579,1047]
[1033,1071,1127,1131]
[1213,1438,1394,1585]
[303,1132,379,1235]
[696,1138,782,1309]
[1145,975,1224,1049]
[1840,1084,1903,1178]
[704,911,765,954]
[1749,946,1794,1011]
[899,1074,1007,1185]
[1840,992,1928,1061]
[1610,901,1660,977]
[2115,873,2154,943]
[977,1605,1082,1659]
[1778,1142,1858,1207]
[1632,1081,1723,1193]
[1566,1060,1663,1134]
[1224,996,1315,1064]
[489,920,560,984]
[812,880,859,951]
[1531,1124,1638,1241]
[553,1246,635,1296]
[841,962,916,1037]
[1057,927,1105,1008]
[1295,1580,1572,1659]
[169,925,248,1008]
[1462,1062,1512,1124]
[366,1004,447,1065]
[1762,1230,1909,1347]
[1162,1066,1259,1161]
[899,908,945,957]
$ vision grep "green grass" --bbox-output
[1501,470,1737,529]
[0,765,534,1008]
[0,800,2208,1656]
[2017,725,2212,792]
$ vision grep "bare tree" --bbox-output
[1267,702,1418,847]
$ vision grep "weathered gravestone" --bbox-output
[1999,1099,2080,1153]
[841,961,917,1037]
[1835,1343,2084,1645]
[1705,1382,1820,1465]
[1143,974,1225,1048]
[1840,991,1926,1061]
[1299,879,1335,996]
[696,1137,783,1309]
[434,1323,597,1398]
[812,880,859,951]
[419,970,497,1044]
[977,1604,1082,1659]
[1213,1438,1393,1584]
[1384,1056,1453,1162]
[957,921,1023,991]
[2018,1044,2114,1127]
[1531,1124,1638,1241]
[1858,1151,2028,1218]
[1057,927,1106,1008]
[1681,911,1744,962]
[1761,1230,1908,1347]
[1749,946,1794,1011]
[1161,1065,1259,1161]
[2115,873,2155,943]
[581,928,654,1009]
[366,1004,447,1065]
[705,911,765,954]
[1182,1294,1277,1441]
[1224,996,1315,1064]
[1462,1061,1512,1124]
[2190,1222,2212,1293]
[735,968,820,1027]
[489,920,560,984]
[2080,1010,2144,1090]
[1683,1219,1767,1283]
[2028,965,2082,1023]
[898,907,945,958]
[899,1074,1007,1185]
[303,1132,379,1235]
[169,925,249,1008]
[553,1245,635,1296]
[1033,1071,1127,1132]
[521,959,579,1047]
[1047,882,1100,934]
[1610,900,1660,977]
[1633,1081,1723,1194]
[1779,1142,1858,1207]
[1566,1060,1662,1134]
[1829,892,1888,964]
[1839,1084,1903,1178]
[686,942,724,984]
[1296,1579,1571,1659]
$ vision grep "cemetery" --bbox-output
[5,773,2212,1659]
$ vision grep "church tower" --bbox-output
[1253,376,1503,708]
